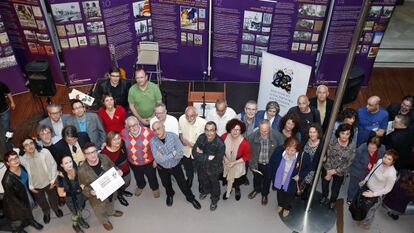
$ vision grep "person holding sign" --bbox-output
[78,142,123,231]
[150,121,202,209]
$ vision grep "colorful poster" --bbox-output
[0,13,26,93]
[212,0,329,82]
[150,0,209,80]
[315,0,396,85]
[49,0,111,84]
[0,0,65,86]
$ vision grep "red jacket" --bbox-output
[221,133,251,161]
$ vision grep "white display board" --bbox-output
[257,52,312,116]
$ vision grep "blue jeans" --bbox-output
[0,109,10,132]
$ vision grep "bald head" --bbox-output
[367,96,381,113]
[297,95,310,113]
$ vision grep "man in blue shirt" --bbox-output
[150,121,201,209]
[357,96,389,146]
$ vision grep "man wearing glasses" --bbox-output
[121,116,160,198]
[149,102,179,135]
[38,103,71,142]
[206,99,237,136]
[93,67,131,110]
[78,142,124,231]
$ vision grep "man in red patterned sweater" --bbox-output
[121,116,160,197]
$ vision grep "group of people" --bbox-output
[0,68,413,233]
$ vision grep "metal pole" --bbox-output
[305,0,372,212]
[207,0,213,77]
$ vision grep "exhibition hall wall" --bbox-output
[0,0,397,93]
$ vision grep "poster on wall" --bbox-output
[0,13,26,93]
[315,0,396,86]
[0,0,65,86]
[212,0,329,82]
[257,52,312,115]
[150,0,209,80]
[49,0,111,84]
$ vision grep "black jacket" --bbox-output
[309,97,334,132]
[92,78,131,110]
[192,134,225,175]
[1,166,34,221]
[384,128,414,170]
[54,132,91,162]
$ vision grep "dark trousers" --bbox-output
[157,163,195,201]
[32,184,59,215]
[198,167,220,204]
[253,163,271,197]
[130,162,159,190]
[276,189,295,210]
[321,168,345,203]
[181,156,194,182]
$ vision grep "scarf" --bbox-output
[274,151,297,192]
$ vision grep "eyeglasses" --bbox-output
[232,128,241,132]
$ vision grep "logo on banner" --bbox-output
[272,69,293,93]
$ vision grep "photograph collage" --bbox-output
[357,4,394,58]
[51,1,107,50]
[13,3,54,56]
[291,3,327,53]
[0,16,18,69]
[179,6,205,47]
[240,9,273,67]
[132,0,154,42]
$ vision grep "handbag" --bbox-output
[349,163,381,221]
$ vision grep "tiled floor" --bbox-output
[376,1,414,66]
[21,173,413,233]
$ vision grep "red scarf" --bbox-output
[366,151,378,171]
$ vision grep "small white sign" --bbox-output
[90,167,125,201]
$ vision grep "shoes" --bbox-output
[72,224,84,233]
[261,196,268,206]
[118,195,129,206]
[210,203,217,211]
[359,223,370,230]
[222,192,228,200]
[277,207,283,213]
[123,190,133,197]
[199,193,208,200]
[55,208,63,218]
[112,210,123,217]
[319,196,329,205]
[187,178,193,188]
[153,189,160,198]
[248,191,258,199]
[134,187,143,197]
[166,196,173,206]
[235,189,241,201]
[102,221,113,231]
[30,219,44,230]
[387,212,399,220]
[329,202,336,210]
[79,217,90,229]
[43,214,50,224]
[282,209,290,218]
[190,199,201,210]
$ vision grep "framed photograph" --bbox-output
[32,6,43,18]
[263,13,272,25]
[36,33,50,42]
[296,19,314,30]
[89,35,98,45]
[60,38,69,49]
[23,30,37,41]
[82,1,102,21]
[75,23,85,34]
[66,24,76,36]
[256,35,269,44]
[0,32,9,45]
[180,7,198,31]
[249,55,257,66]
[78,36,87,46]
[86,21,105,33]
[132,0,151,18]
[243,10,262,32]
[44,45,54,55]
[241,44,254,53]
[68,37,79,48]
[14,4,37,28]
[134,20,147,35]
[298,4,327,17]
[293,31,312,41]
[36,20,46,31]
[194,34,202,45]
[240,54,249,64]
[98,34,107,45]
[51,2,82,23]
[56,25,66,37]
